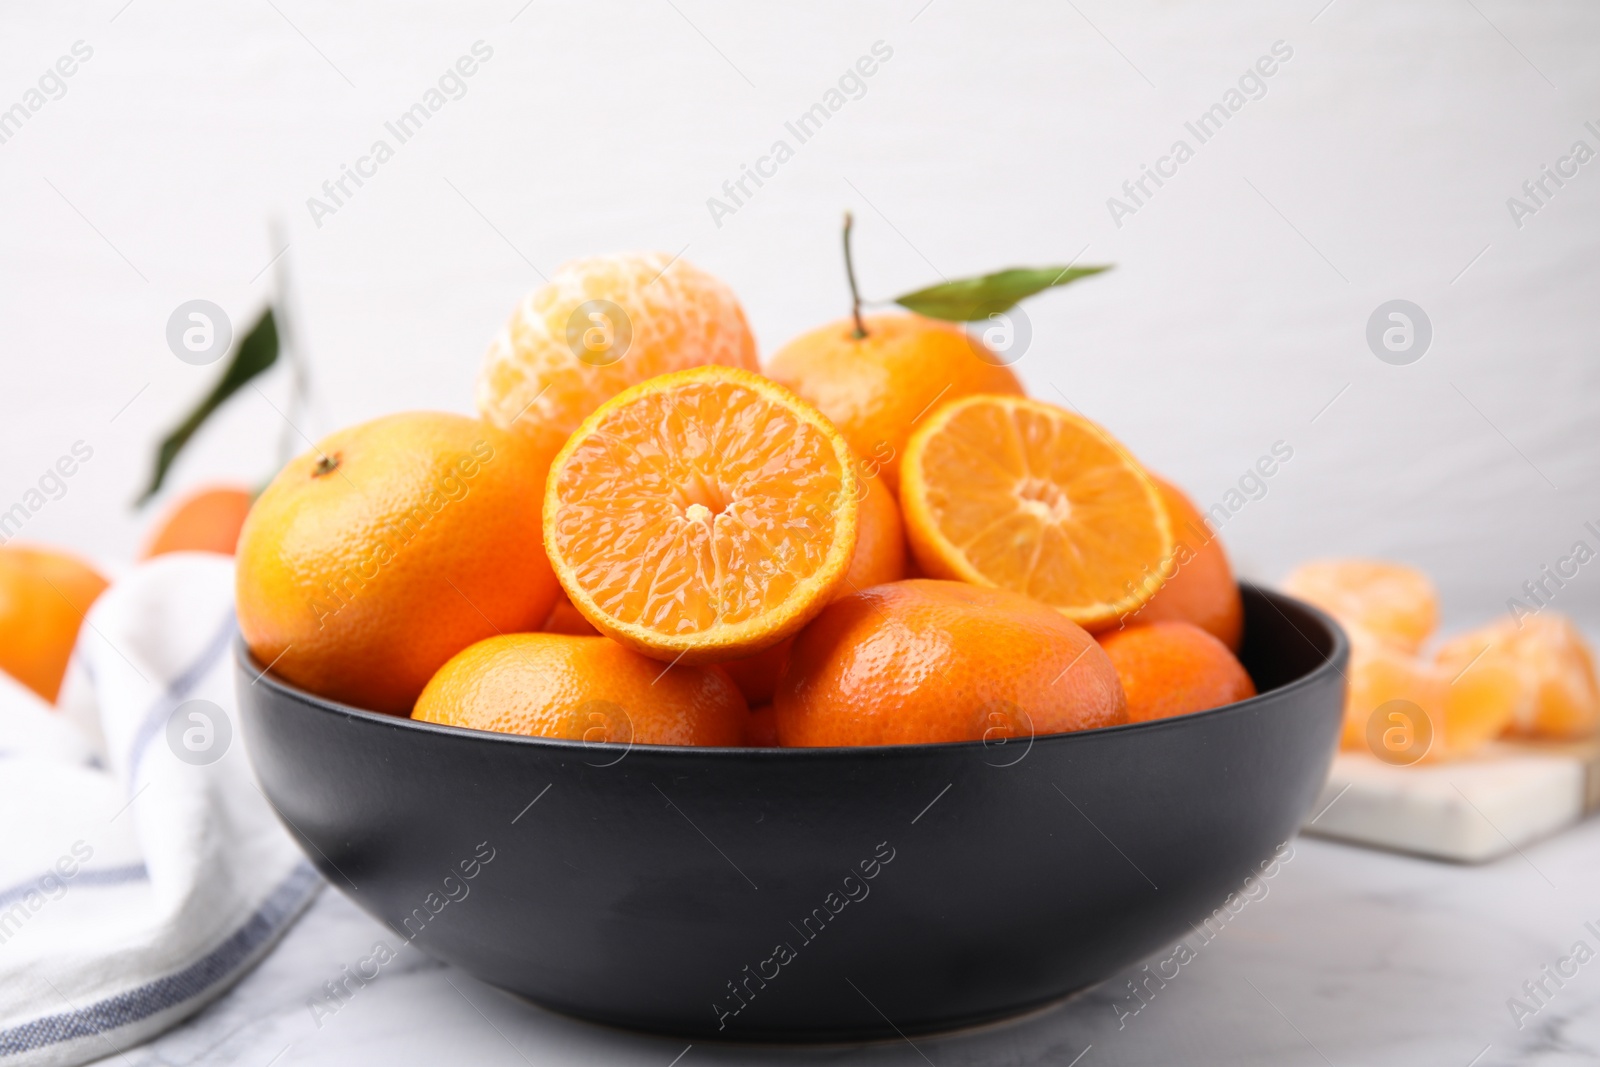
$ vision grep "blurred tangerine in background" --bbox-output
[1282,558,1600,760]
[1284,559,1438,654]
[1437,614,1600,740]
[0,545,107,703]
[140,485,254,559]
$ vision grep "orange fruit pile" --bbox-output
[17,246,1577,769]
[230,251,1263,749]
[1283,558,1600,761]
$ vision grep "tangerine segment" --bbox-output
[544,366,859,664]
[1436,614,1600,739]
[1342,624,1521,761]
[1282,559,1437,653]
[900,395,1173,630]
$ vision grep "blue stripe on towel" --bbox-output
[124,612,238,788]
[0,861,321,1058]
[0,864,149,912]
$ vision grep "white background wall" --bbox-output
[1,0,1595,632]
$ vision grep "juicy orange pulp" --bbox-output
[900,394,1173,630]
[544,366,859,664]
[720,466,906,706]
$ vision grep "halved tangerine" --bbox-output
[899,394,1173,630]
[544,366,859,664]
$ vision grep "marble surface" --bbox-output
[104,819,1600,1067]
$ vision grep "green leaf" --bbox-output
[137,307,279,505]
[892,265,1112,322]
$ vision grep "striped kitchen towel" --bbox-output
[0,553,320,1066]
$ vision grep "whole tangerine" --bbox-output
[414,633,747,746]
[1097,621,1255,724]
[236,411,559,715]
[0,544,107,703]
[775,579,1126,747]
[141,485,254,559]
[764,313,1024,494]
[1123,476,1243,649]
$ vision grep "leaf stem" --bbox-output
[843,211,867,339]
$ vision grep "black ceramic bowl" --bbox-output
[237,584,1345,1041]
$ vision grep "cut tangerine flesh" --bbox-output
[544,366,858,664]
[899,394,1173,630]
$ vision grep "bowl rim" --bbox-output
[236,583,1348,760]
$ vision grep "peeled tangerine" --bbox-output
[1283,559,1438,653]
[1435,614,1600,740]
[1342,625,1523,761]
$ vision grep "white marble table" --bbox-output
[106,819,1600,1067]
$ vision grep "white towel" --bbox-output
[0,554,320,1066]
